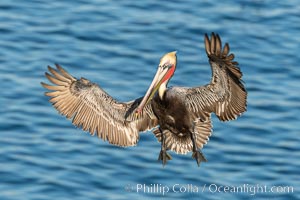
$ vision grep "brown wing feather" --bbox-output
[42,64,157,147]
[186,33,247,121]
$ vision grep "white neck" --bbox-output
[158,81,167,100]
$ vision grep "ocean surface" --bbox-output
[1,0,299,199]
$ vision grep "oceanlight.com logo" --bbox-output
[124,183,294,196]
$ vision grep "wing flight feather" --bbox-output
[186,33,247,121]
[42,64,157,146]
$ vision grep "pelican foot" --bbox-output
[192,151,207,167]
[158,150,172,166]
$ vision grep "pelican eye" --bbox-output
[163,64,173,69]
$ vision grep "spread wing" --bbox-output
[41,64,158,147]
[185,33,247,121]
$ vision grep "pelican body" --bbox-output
[42,33,247,166]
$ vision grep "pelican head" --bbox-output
[136,51,177,114]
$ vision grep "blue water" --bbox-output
[1,0,299,199]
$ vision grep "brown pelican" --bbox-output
[41,33,247,166]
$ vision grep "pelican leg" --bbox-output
[158,128,172,166]
[190,124,207,166]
